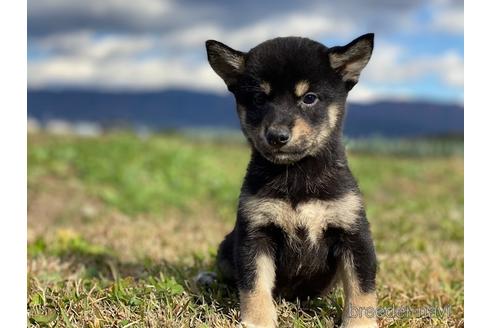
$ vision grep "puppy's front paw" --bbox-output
[240,322,275,328]
[240,292,277,328]
[240,309,277,328]
[340,321,378,328]
[241,317,277,328]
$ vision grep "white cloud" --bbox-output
[29,0,173,20]
[431,4,463,34]
[222,14,354,49]
[347,85,382,103]
[27,13,356,91]
[435,51,464,86]
[28,53,226,92]
[163,13,355,51]
[27,2,463,102]
[28,0,427,37]
[35,31,155,60]
[28,32,463,99]
[365,43,463,87]
[348,84,415,103]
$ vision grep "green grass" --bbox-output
[27,133,464,327]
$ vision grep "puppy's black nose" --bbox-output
[266,127,291,147]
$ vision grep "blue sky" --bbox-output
[27,0,463,104]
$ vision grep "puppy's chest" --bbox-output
[240,191,362,245]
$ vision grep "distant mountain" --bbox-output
[27,89,463,138]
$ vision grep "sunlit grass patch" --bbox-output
[28,134,248,220]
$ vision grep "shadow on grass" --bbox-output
[29,237,343,325]
[39,244,241,314]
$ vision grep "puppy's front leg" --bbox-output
[236,231,277,328]
[340,231,378,328]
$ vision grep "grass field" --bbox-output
[27,133,464,327]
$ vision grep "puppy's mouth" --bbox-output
[249,135,314,164]
[261,148,310,164]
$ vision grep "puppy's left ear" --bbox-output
[206,40,245,89]
[329,33,374,90]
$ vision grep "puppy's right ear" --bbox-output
[206,40,245,87]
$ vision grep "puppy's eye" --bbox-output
[253,92,267,106]
[302,93,318,105]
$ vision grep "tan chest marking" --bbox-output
[240,191,363,245]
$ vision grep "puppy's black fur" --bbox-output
[206,34,378,328]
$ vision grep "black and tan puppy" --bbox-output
[205,34,378,328]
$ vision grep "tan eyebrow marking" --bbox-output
[294,80,310,97]
[260,81,271,95]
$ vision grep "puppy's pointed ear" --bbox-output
[206,40,245,87]
[329,33,374,90]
